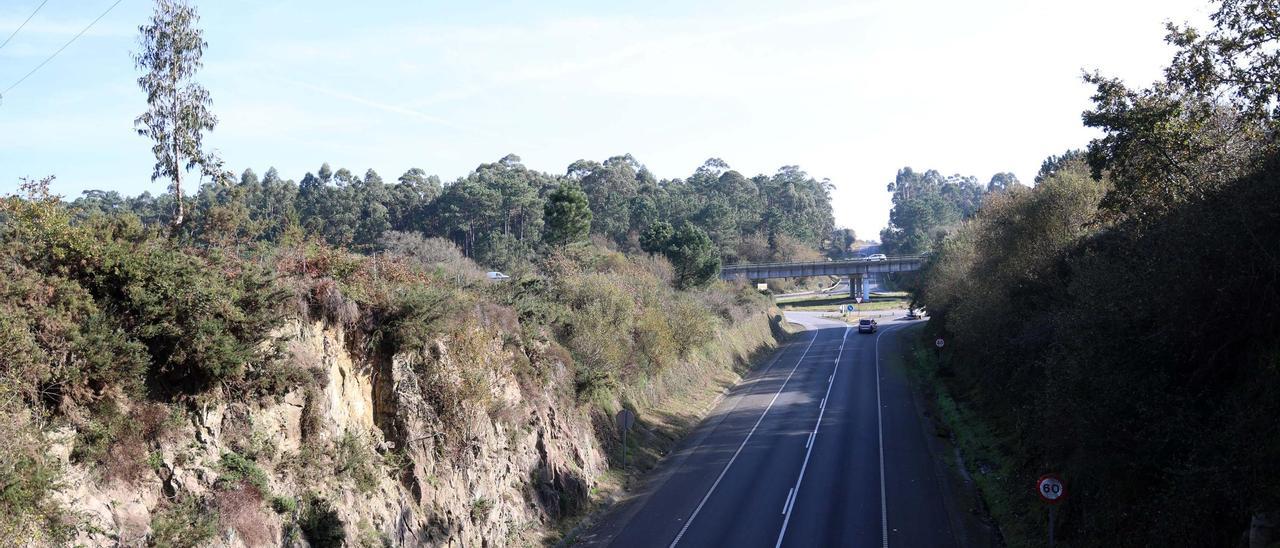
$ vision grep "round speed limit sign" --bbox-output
[935,338,945,349]
[1037,474,1066,504]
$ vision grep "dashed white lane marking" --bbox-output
[668,329,823,547]
[774,326,851,548]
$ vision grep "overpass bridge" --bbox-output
[720,255,926,300]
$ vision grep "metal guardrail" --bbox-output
[721,255,927,271]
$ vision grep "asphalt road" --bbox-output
[577,312,956,548]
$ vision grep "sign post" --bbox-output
[934,337,944,362]
[1037,473,1066,547]
[616,409,636,467]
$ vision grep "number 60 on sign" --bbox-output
[1037,474,1066,504]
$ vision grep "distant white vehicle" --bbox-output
[866,253,888,261]
[486,271,511,281]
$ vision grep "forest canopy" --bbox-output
[68,155,846,277]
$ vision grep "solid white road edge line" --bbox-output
[774,326,851,548]
[875,326,891,548]
[668,329,822,547]
[782,488,794,515]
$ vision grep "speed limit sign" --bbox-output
[1037,474,1066,504]
[935,338,945,349]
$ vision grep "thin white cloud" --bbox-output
[266,75,540,153]
[395,3,887,109]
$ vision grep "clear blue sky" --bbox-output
[0,0,1208,239]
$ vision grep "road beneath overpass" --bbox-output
[722,256,924,301]
[577,312,966,548]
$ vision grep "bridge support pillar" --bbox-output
[849,274,870,301]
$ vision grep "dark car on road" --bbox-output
[858,318,877,333]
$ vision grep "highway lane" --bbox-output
[580,312,957,548]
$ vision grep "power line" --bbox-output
[1,0,124,100]
[0,0,51,50]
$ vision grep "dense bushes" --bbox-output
[0,381,70,545]
[911,6,1280,542]
[1,185,288,398]
[0,182,294,541]
[528,246,750,402]
[0,170,781,543]
[917,154,1280,544]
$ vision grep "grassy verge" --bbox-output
[555,310,799,544]
[775,294,911,312]
[903,339,1041,548]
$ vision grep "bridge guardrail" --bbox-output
[720,255,928,271]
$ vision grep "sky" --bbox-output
[0,0,1210,239]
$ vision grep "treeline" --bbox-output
[879,168,1022,255]
[0,153,838,542]
[914,2,1280,545]
[0,172,782,542]
[71,154,843,274]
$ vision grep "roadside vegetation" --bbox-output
[905,342,1040,547]
[0,4,842,539]
[0,5,844,541]
[0,171,793,543]
[906,2,1280,544]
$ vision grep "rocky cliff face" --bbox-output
[51,318,607,547]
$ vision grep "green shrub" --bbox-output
[633,306,677,372]
[0,263,149,406]
[71,401,133,476]
[666,298,715,358]
[147,451,164,472]
[217,452,270,495]
[1,192,288,397]
[408,325,496,450]
[149,495,218,548]
[377,285,467,355]
[561,272,635,378]
[299,496,346,548]
[358,519,391,548]
[335,429,380,493]
[270,495,297,514]
[0,457,68,544]
[471,497,494,522]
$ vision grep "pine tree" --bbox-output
[542,182,592,247]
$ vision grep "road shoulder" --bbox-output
[563,316,816,546]
[888,325,1000,548]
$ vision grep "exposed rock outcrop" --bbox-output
[50,319,606,547]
